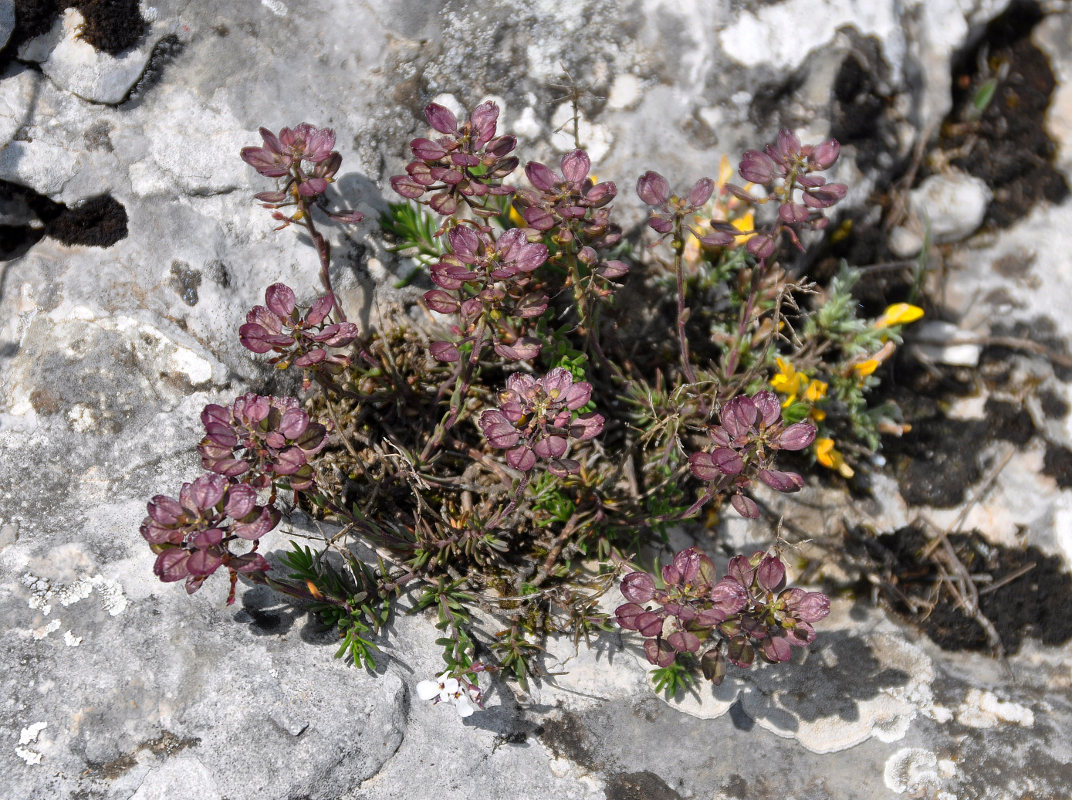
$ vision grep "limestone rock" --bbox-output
[0,66,40,149]
[19,8,157,106]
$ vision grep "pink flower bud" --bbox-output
[636,171,670,206]
[809,139,840,169]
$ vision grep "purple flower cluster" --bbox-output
[424,226,549,362]
[636,172,737,247]
[689,391,816,518]
[479,368,604,475]
[730,129,846,258]
[140,473,279,601]
[515,150,621,246]
[615,547,830,683]
[199,393,329,491]
[391,102,519,217]
[241,124,363,226]
[240,283,359,372]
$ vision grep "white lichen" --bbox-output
[956,688,1035,728]
[883,747,940,794]
[19,722,46,745]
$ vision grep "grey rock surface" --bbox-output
[2,1,1072,799]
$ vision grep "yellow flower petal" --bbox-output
[815,437,835,467]
[814,437,854,477]
[732,212,756,244]
[508,204,526,228]
[874,303,924,328]
[853,358,880,377]
[804,379,828,402]
[717,155,734,188]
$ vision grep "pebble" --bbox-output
[889,170,992,257]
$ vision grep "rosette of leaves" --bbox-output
[688,390,816,518]
[199,393,329,491]
[479,367,604,475]
[423,225,549,362]
[615,547,830,685]
[239,283,358,371]
[390,102,519,217]
[139,473,279,601]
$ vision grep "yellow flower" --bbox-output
[803,378,827,403]
[730,212,755,245]
[873,303,924,329]
[770,357,807,405]
[508,203,526,228]
[848,341,896,379]
[853,358,880,377]
[716,154,734,188]
[815,437,854,478]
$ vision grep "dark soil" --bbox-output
[7,0,146,57]
[939,0,1069,228]
[983,396,1036,445]
[74,0,147,55]
[1038,387,1069,419]
[1042,443,1072,489]
[829,32,900,176]
[855,524,1072,652]
[878,357,985,507]
[11,0,63,46]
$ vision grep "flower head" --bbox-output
[635,171,737,248]
[391,101,518,217]
[479,367,604,475]
[770,358,827,409]
[873,303,924,329]
[199,394,329,491]
[814,437,854,478]
[513,150,620,247]
[615,547,830,682]
[140,473,279,601]
[242,124,363,226]
[725,129,847,259]
[239,283,359,372]
[416,672,482,717]
[688,391,815,517]
[423,226,549,362]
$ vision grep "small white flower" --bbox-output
[453,691,476,718]
[416,672,455,702]
[416,672,482,717]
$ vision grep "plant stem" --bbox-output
[421,322,486,461]
[724,257,766,380]
[300,206,345,322]
[672,219,697,384]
